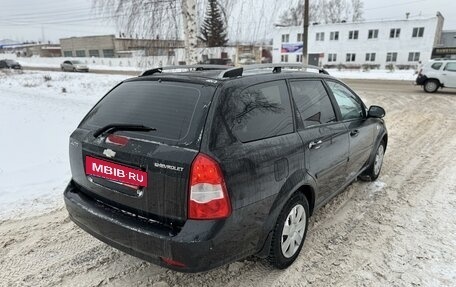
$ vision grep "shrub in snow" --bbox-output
[386,64,395,72]
[62,87,67,93]
[43,75,52,82]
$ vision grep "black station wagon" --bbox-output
[64,64,387,272]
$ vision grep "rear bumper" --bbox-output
[64,181,258,272]
[415,75,427,85]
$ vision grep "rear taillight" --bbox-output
[188,153,231,220]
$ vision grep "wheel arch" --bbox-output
[255,174,317,258]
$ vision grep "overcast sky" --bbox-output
[0,0,455,43]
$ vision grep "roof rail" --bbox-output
[243,63,329,75]
[217,63,329,79]
[140,64,231,76]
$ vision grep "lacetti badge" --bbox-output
[85,156,148,187]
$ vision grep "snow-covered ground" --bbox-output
[327,68,416,81]
[0,70,130,220]
[1,54,418,80]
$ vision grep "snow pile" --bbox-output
[327,68,417,81]
[0,71,130,220]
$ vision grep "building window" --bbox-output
[89,50,100,57]
[386,52,398,62]
[365,53,376,62]
[408,52,420,62]
[75,50,86,57]
[297,33,303,42]
[281,54,289,62]
[328,53,337,62]
[103,49,115,58]
[63,51,73,57]
[390,28,401,38]
[296,54,302,63]
[368,29,379,39]
[316,32,325,41]
[346,53,356,62]
[412,27,425,38]
[282,34,290,43]
[330,31,339,41]
[348,30,359,40]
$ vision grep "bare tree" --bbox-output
[350,0,364,22]
[278,0,319,26]
[325,0,348,23]
[278,0,364,25]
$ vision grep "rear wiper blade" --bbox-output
[93,124,157,138]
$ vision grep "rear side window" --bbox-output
[230,80,293,143]
[80,81,209,146]
[431,62,443,70]
[290,80,336,128]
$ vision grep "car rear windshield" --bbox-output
[80,80,215,149]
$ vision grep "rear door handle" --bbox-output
[309,140,323,150]
[350,130,359,137]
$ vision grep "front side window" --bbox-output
[230,81,293,142]
[327,81,364,120]
[290,80,336,128]
[444,62,456,72]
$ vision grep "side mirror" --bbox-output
[368,105,385,118]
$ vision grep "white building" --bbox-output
[272,12,444,68]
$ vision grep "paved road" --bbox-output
[344,78,456,96]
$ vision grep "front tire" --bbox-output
[360,141,385,181]
[268,193,309,269]
[424,79,439,93]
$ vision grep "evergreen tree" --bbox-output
[199,0,228,47]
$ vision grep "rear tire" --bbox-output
[360,141,385,181]
[268,193,309,269]
[423,79,439,93]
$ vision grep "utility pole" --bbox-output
[302,0,309,65]
[182,0,198,65]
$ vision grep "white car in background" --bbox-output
[60,60,89,72]
[416,59,456,93]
